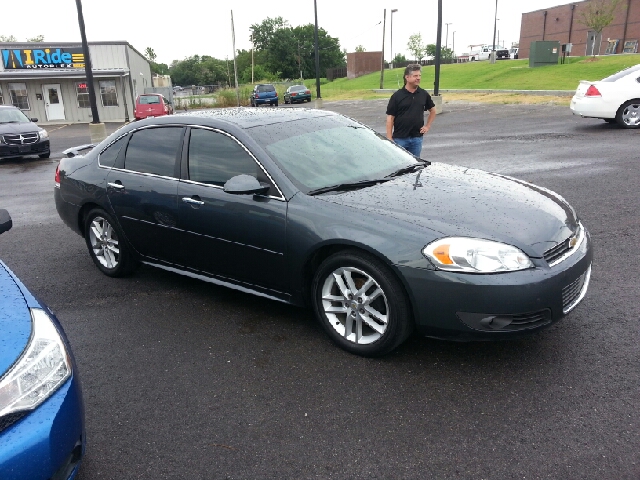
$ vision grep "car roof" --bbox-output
[171,107,337,128]
[0,105,20,110]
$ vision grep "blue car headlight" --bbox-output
[0,308,71,417]
[423,237,534,273]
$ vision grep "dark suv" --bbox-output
[0,106,50,159]
[250,84,278,107]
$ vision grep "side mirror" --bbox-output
[30,118,39,122]
[0,209,12,235]
[223,174,270,195]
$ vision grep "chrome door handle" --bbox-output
[182,197,204,205]
[107,182,124,189]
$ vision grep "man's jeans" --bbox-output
[393,136,423,157]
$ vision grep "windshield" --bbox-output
[602,64,640,82]
[139,95,161,104]
[250,115,420,193]
[0,108,31,124]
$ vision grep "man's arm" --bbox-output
[386,115,395,140]
[419,108,436,135]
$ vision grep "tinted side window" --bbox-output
[124,127,182,177]
[99,135,127,168]
[188,129,257,186]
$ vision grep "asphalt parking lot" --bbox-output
[0,101,638,479]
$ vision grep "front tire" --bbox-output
[311,250,413,357]
[616,100,640,129]
[84,208,137,277]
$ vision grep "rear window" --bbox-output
[138,95,161,105]
[257,85,275,93]
[602,64,640,82]
[291,86,307,91]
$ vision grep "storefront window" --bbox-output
[99,80,118,107]
[76,82,91,108]
[8,83,29,110]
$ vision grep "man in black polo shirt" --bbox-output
[385,64,437,157]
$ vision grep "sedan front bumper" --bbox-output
[398,231,593,340]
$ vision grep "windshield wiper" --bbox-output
[307,178,390,196]
[385,162,428,178]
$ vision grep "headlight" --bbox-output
[423,237,533,273]
[38,129,49,140]
[0,308,71,418]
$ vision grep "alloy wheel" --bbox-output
[89,216,120,269]
[321,266,389,345]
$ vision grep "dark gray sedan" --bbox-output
[54,108,592,356]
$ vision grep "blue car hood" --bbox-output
[318,163,579,258]
[0,261,33,375]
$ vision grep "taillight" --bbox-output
[55,163,61,185]
[306,90,310,94]
[275,93,278,97]
[292,92,297,96]
[585,85,601,97]
[255,93,259,98]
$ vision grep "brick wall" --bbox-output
[519,0,640,59]
[346,52,383,79]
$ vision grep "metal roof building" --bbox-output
[0,41,152,124]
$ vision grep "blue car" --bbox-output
[0,209,85,480]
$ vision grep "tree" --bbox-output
[0,35,17,42]
[407,33,427,62]
[144,47,157,63]
[26,35,44,42]
[355,45,366,52]
[426,44,455,61]
[250,17,289,51]
[578,0,625,55]
[392,53,407,65]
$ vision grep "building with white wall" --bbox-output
[0,41,152,124]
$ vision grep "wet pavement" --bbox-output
[0,101,638,479]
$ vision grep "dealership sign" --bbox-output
[1,47,85,69]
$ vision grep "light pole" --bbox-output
[313,0,321,107]
[491,0,498,63]
[452,31,456,60]
[390,9,398,68]
[445,22,452,49]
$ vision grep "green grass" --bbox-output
[321,54,640,93]
[183,54,640,108]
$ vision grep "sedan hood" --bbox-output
[318,163,578,258]
[0,261,33,375]
[0,122,40,135]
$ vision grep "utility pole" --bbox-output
[380,9,386,89]
[445,22,452,49]
[390,9,398,68]
[75,0,105,143]
[298,40,303,80]
[231,10,240,106]
[434,0,442,96]
[251,34,254,84]
[491,0,498,64]
[313,0,322,106]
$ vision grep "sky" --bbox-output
[7,0,571,65]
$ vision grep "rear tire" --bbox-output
[616,99,640,129]
[311,250,413,357]
[84,208,137,277]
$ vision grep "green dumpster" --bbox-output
[529,41,560,67]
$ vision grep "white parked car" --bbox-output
[570,64,640,129]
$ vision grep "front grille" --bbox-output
[562,265,591,313]
[544,223,585,267]
[544,238,571,264]
[2,132,39,145]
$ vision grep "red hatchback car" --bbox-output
[134,94,173,120]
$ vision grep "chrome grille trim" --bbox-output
[562,264,591,314]
[544,223,585,267]
[2,132,39,145]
